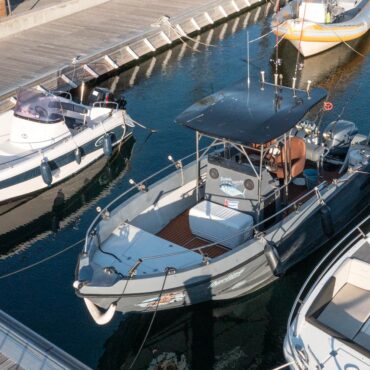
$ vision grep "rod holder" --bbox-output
[260,70,265,90]
[306,80,312,99]
[168,155,183,169]
[129,178,147,192]
[279,74,283,86]
[292,77,297,97]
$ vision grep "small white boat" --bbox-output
[0,87,134,203]
[284,216,370,369]
[272,0,370,57]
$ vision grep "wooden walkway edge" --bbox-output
[0,0,267,113]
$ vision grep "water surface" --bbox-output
[0,3,369,369]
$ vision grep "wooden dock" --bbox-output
[0,0,267,112]
[0,309,91,369]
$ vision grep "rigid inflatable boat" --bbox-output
[272,0,370,57]
[74,79,370,324]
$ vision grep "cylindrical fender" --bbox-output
[40,160,52,186]
[264,241,283,277]
[83,298,116,325]
[103,134,112,157]
[74,147,82,164]
[320,204,334,237]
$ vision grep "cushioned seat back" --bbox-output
[272,137,306,179]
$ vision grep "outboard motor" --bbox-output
[87,87,127,109]
[322,120,358,159]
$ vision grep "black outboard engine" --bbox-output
[322,120,358,159]
[87,87,127,109]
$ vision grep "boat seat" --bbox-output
[270,137,306,179]
[315,258,370,342]
[354,318,370,351]
[317,283,370,339]
[189,200,254,249]
[92,223,204,276]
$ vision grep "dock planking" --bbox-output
[0,0,266,111]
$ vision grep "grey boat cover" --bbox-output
[176,81,327,145]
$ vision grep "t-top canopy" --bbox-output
[176,81,327,145]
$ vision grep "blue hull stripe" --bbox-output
[0,125,125,190]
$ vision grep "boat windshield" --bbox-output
[14,88,64,123]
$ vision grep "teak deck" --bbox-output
[157,210,229,258]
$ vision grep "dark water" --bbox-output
[0,3,369,369]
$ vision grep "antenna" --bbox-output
[247,31,250,87]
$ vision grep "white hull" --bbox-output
[284,220,370,369]
[0,136,121,203]
[290,39,340,57]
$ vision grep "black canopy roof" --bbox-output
[176,81,327,145]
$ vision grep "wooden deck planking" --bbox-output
[0,0,264,107]
[157,210,229,258]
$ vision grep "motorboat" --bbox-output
[73,79,370,324]
[0,87,134,203]
[284,216,370,369]
[272,0,370,57]
[0,138,134,258]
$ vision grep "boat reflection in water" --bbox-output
[0,136,134,257]
[275,32,370,89]
[98,286,276,370]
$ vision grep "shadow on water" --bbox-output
[0,137,134,257]
[274,31,370,89]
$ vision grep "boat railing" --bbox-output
[83,147,334,256]
[92,101,119,110]
[52,91,73,100]
[0,132,73,169]
[83,149,208,254]
[286,215,370,369]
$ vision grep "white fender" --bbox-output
[83,298,116,325]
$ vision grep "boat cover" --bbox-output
[176,81,327,145]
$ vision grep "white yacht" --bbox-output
[0,87,134,203]
[284,216,370,369]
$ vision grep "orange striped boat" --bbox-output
[272,0,370,57]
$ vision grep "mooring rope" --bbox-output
[128,268,170,369]
[328,28,365,57]
[0,239,84,280]
[270,361,296,370]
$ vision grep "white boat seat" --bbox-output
[189,200,254,249]
[317,283,370,339]
[92,223,204,276]
[354,318,370,351]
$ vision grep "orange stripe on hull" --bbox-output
[273,29,367,42]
